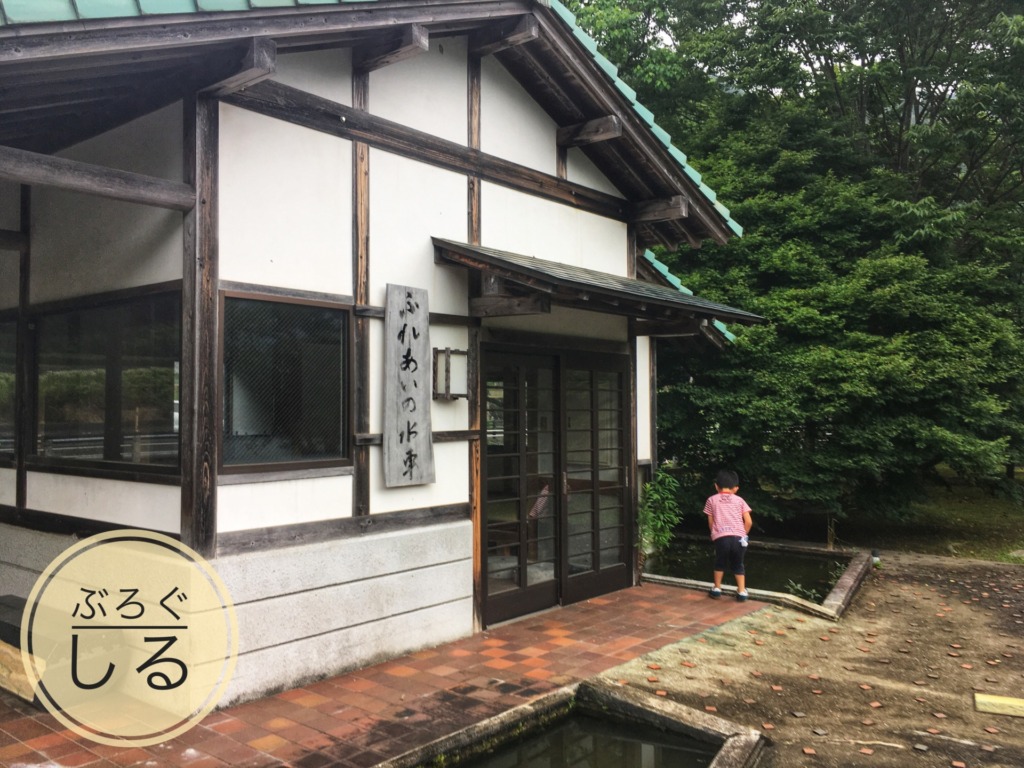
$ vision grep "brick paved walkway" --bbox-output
[0,584,762,767]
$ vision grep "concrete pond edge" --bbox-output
[378,679,767,768]
[643,543,874,621]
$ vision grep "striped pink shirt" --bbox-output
[704,492,751,540]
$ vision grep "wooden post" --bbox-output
[181,95,219,557]
[467,52,484,631]
[352,69,371,517]
[15,186,30,511]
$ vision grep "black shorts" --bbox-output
[714,536,746,575]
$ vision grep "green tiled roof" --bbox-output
[0,0,368,24]
[642,250,737,342]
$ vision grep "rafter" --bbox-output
[469,15,538,57]
[201,38,277,96]
[629,195,688,224]
[354,24,429,73]
[556,115,622,147]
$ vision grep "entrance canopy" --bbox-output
[432,238,763,340]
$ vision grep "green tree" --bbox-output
[569,0,1024,519]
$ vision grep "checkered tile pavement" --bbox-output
[0,584,761,767]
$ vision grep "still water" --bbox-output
[647,538,849,602]
[459,712,717,768]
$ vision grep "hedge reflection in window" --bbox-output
[0,321,14,457]
[35,294,180,465]
[223,298,345,468]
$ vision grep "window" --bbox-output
[222,297,346,469]
[0,320,14,457]
[35,293,180,466]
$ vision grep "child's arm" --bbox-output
[743,510,752,534]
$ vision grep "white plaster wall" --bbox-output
[370,441,469,514]
[567,147,625,197]
[636,336,652,462]
[31,103,184,304]
[427,325,471,432]
[481,183,627,276]
[0,468,14,506]
[215,521,473,703]
[368,320,471,434]
[216,475,354,533]
[371,36,467,145]
[485,305,629,342]
[481,57,556,174]
[275,47,352,106]
[368,151,468,312]
[219,105,352,296]
[0,523,78,599]
[26,473,179,533]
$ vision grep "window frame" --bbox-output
[0,310,17,467]
[25,283,183,482]
[218,289,352,475]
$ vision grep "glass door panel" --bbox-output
[562,360,629,604]
[483,356,558,624]
[482,349,632,624]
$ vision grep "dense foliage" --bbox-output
[569,0,1024,519]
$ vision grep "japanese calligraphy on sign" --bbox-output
[20,530,238,747]
[384,284,435,487]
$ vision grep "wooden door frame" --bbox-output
[479,341,635,626]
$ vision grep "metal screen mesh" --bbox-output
[223,298,345,466]
[0,321,13,456]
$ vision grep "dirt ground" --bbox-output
[608,552,1024,768]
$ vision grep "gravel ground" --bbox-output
[603,552,1024,768]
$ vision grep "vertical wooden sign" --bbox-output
[384,284,435,487]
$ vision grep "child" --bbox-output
[704,469,753,601]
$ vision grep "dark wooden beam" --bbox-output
[180,95,219,558]
[629,195,688,224]
[223,80,628,221]
[469,15,539,57]
[201,38,277,96]
[0,144,195,211]
[699,318,726,349]
[633,317,703,337]
[0,88,125,114]
[556,115,622,147]
[470,294,551,317]
[468,52,481,244]
[0,228,26,252]
[354,24,429,73]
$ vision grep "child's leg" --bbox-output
[732,542,747,594]
[712,536,729,598]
